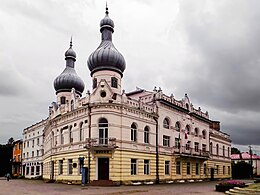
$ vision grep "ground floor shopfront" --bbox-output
[42,149,231,185]
[23,161,43,178]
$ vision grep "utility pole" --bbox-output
[249,145,253,178]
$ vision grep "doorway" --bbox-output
[98,158,109,180]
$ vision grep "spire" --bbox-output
[70,36,73,48]
[105,2,109,15]
[65,38,76,67]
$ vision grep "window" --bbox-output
[69,126,73,143]
[210,142,213,154]
[131,159,137,175]
[186,103,189,110]
[68,159,73,175]
[165,161,170,175]
[163,118,170,129]
[186,141,191,150]
[111,77,118,88]
[27,141,29,147]
[99,118,108,145]
[202,144,206,152]
[36,166,40,175]
[27,152,29,158]
[93,78,97,89]
[37,138,39,145]
[79,122,83,141]
[204,163,207,175]
[223,146,225,156]
[37,150,39,157]
[71,100,74,111]
[163,135,170,147]
[223,166,225,175]
[194,128,199,137]
[31,166,35,175]
[196,163,199,175]
[216,165,219,175]
[228,166,231,175]
[202,130,206,139]
[195,142,199,152]
[131,123,137,142]
[32,140,34,147]
[185,125,190,135]
[216,144,219,155]
[18,155,20,162]
[59,160,63,175]
[176,161,181,175]
[144,126,149,144]
[175,122,180,132]
[26,167,29,175]
[187,162,190,175]
[24,142,26,148]
[60,96,66,104]
[175,138,180,149]
[228,147,230,157]
[78,157,84,175]
[32,151,34,158]
[144,160,150,175]
[61,129,64,145]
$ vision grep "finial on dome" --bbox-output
[105,2,109,15]
[70,36,73,48]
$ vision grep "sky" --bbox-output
[0,0,259,154]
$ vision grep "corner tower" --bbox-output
[87,5,126,94]
[54,39,85,105]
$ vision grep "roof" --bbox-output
[231,152,260,160]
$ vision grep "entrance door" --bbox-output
[98,158,109,180]
[210,168,214,181]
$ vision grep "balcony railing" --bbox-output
[85,137,118,149]
[173,146,210,158]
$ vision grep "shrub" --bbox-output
[216,180,246,192]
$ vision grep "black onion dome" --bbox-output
[87,6,126,77]
[54,39,85,96]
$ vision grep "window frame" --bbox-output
[165,161,170,175]
[144,160,150,175]
[163,135,170,147]
[131,159,137,175]
[163,118,170,129]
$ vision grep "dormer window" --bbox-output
[111,77,118,88]
[61,96,66,104]
[93,78,97,89]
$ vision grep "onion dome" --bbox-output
[87,5,126,77]
[54,39,85,96]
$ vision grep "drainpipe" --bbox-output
[154,116,159,184]
[87,104,91,184]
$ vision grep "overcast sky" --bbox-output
[0,0,259,154]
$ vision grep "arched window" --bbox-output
[202,130,206,139]
[69,126,73,143]
[111,77,118,88]
[131,123,137,142]
[163,118,170,129]
[71,100,74,111]
[60,129,64,145]
[216,144,219,155]
[223,145,225,157]
[52,131,55,146]
[60,96,66,104]
[99,118,108,145]
[185,125,190,135]
[144,126,150,144]
[194,128,199,137]
[79,122,83,142]
[175,122,181,132]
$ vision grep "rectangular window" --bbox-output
[186,141,190,150]
[223,146,225,156]
[27,152,29,158]
[32,151,34,158]
[175,138,180,149]
[26,167,29,175]
[163,135,170,147]
[59,160,63,175]
[216,165,219,175]
[31,166,35,175]
[32,140,34,148]
[165,161,170,175]
[131,159,137,175]
[68,159,73,175]
[186,162,190,175]
[37,138,39,145]
[196,163,200,175]
[176,161,181,175]
[202,144,206,152]
[144,160,150,175]
[195,142,199,152]
[111,77,118,88]
[144,130,149,144]
[204,163,207,175]
[228,147,230,157]
[36,150,39,157]
[228,166,231,175]
[36,166,40,175]
[27,141,29,147]
[223,166,225,175]
[131,128,137,142]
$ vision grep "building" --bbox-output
[231,152,260,176]
[22,119,47,178]
[12,139,23,177]
[41,6,231,185]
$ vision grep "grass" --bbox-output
[246,183,260,190]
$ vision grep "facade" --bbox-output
[231,152,260,176]
[41,7,231,185]
[22,119,47,178]
[12,139,23,177]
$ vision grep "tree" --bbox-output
[231,147,241,154]
[7,137,14,145]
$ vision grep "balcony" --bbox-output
[85,137,118,150]
[173,146,210,159]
